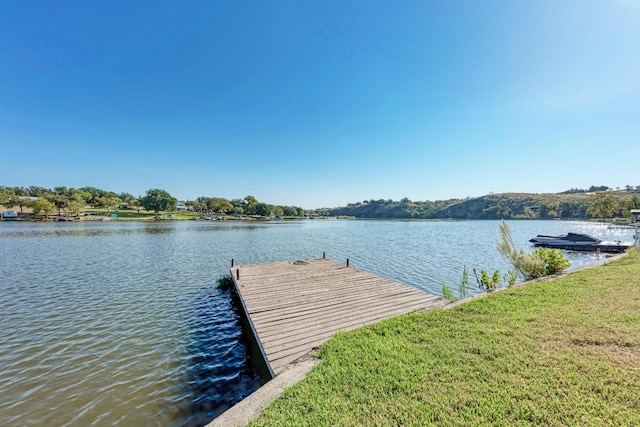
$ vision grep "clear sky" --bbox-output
[1,1,639,208]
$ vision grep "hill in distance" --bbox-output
[317,187,640,220]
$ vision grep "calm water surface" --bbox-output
[0,219,634,426]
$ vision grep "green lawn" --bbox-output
[250,249,640,426]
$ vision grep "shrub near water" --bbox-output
[442,222,570,301]
[534,247,571,275]
[440,282,456,301]
[249,249,640,426]
[441,265,471,301]
[216,274,234,291]
[497,220,570,280]
[473,268,500,292]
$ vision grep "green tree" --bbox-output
[140,189,177,212]
[96,196,121,213]
[522,206,537,219]
[0,191,32,214]
[16,196,33,214]
[282,206,298,216]
[10,186,28,196]
[243,195,259,215]
[78,187,101,205]
[54,186,70,198]
[66,194,86,216]
[0,187,13,205]
[77,187,118,205]
[27,186,49,197]
[32,198,56,216]
[187,200,206,212]
[282,205,306,217]
[255,202,271,217]
[4,194,20,211]
[587,191,616,221]
[627,196,640,210]
[50,195,69,217]
[118,192,138,207]
[72,189,93,205]
[208,197,233,213]
[558,200,588,218]
[273,206,284,217]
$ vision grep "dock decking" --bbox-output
[230,258,447,376]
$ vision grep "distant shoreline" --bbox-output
[0,213,634,227]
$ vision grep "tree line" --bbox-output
[0,186,134,217]
[188,195,304,217]
[0,186,305,218]
[310,189,640,221]
[3,184,639,220]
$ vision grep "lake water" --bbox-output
[0,219,634,426]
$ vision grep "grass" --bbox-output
[249,249,640,426]
[80,209,157,221]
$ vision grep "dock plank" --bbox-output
[231,258,447,376]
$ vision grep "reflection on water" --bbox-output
[0,220,634,426]
[0,221,267,238]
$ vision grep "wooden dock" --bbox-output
[230,257,448,376]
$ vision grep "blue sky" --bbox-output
[1,1,639,208]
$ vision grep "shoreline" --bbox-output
[206,250,633,426]
[213,248,637,426]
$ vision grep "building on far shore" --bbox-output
[176,201,187,212]
[2,210,18,219]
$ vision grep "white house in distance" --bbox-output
[176,201,187,212]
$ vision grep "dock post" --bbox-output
[236,269,240,280]
[231,258,234,267]
[323,252,326,259]
[346,258,350,267]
